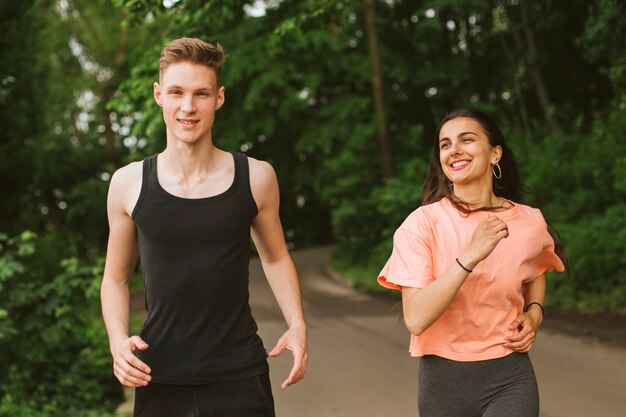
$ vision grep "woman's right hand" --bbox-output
[460,215,509,268]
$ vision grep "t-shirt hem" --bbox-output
[150,361,269,385]
[378,275,429,290]
[377,275,402,291]
[410,348,514,362]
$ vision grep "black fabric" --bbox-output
[132,152,268,385]
[418,352,539,417]
[133,373,275,417]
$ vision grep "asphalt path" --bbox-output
[253,246,626,417]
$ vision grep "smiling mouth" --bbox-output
[451,160,470,170]
[177,118,198,126]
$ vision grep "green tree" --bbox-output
[106,0,624,306]
[0,0,143,413]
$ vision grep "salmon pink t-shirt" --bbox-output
[378,198,564,361]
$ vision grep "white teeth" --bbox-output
[178,119,197,125]
[452,160,469,168]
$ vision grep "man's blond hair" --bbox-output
[159,38,226,84]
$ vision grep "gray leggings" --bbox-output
[418,352,539,417]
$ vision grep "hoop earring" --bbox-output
[492,163,502,179]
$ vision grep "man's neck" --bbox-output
[161,139,228,178]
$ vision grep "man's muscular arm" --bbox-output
[101,163,152,387]
[249,158,308,390]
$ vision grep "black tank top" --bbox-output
[132,152,268,385]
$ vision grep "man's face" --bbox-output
[153,62,225,145]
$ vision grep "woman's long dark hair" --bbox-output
[422,108,569,272]
[422,108,523,210]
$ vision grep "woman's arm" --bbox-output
[403,215,509,335]
[504,274,546,352]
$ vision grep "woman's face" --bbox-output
[438,117,501,186]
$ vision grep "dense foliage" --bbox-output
[1,0,136,414]
[109,0,625,308]
[1,0,624,414]
[0,232,120,416]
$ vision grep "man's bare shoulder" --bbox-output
[248,156,277,189]
[247,157,279,209]
[110,160,143,186]
[108,160,144,214]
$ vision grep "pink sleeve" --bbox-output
[378,227,433,291]
[529,209,565,280]
[534,232,565,277]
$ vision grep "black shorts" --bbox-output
[133,373,275,417]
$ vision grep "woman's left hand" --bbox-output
[503,311,542,352]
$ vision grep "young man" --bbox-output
[101,38,307,417]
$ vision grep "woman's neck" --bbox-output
[452,183,501,210]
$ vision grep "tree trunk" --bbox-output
[517,0,562,133]
[102,18,129,163]
[498,34,533,141]
[364,0,394,178]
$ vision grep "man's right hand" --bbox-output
[112,335,152,387]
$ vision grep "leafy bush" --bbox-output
[0,232,122,416]
[0,397,120,417]
[547,204,626,311]
[331,156,427,291]
[519,105,626,310]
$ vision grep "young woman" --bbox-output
[378,109,566,417]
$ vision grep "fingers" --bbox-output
[127,336,151,373]
[468,216,509,262]
[268,338,303,389]
[268,332,309,389]
[281,346,308,389]
[125,349,152,374]
[114,361,151,387]
[487,216,509,238]
[129,335,150,351]
[485,215,507,226]
[268,338,286,358]
[113,337,152,387]
[504,316,536,352]
[114,360,150,387]
[508,314,525,330]
[506,336,534,352]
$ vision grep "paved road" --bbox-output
[252,246,626,417]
